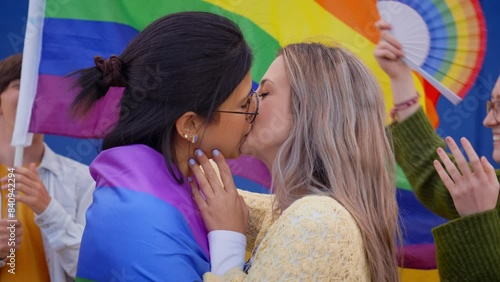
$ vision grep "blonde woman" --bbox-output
[189,43,400,281]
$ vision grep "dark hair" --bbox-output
[71,12,253,181]
[0,53,22,95]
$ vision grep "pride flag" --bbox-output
[13,0,500,281]
[77,144,210,281]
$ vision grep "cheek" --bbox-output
[0,93,18,123]
[202,116,249,157]
[249,102,291,147]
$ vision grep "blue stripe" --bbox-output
[40,18,138,76]
[397,189,447,245]
[396,0,448,76]
[233,175,270,194]
[77,186,209,282]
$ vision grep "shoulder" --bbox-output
[253,195,369,280]
[282,195,357,226]
[41,144,94,189]
[276,195,364,247]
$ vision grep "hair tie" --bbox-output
[94,55,126,88]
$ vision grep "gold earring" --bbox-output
[183,134,198,144]
[190,135,198,144]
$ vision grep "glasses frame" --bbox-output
[486,100,500,122]
[216,89,260,124]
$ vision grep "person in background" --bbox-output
[375,20,500,280]
[0,53,94,282]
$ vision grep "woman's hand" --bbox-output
[434,137,500,217]
[374,20,411,80]
[189,149,249,234]
[374,20,420,121]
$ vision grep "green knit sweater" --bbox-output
[390,108,500,281]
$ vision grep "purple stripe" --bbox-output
[89,144,209,257]
[398,244,437,269]
[227,156,271,189]
[30,75,121,138]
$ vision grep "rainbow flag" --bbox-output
[15,0,499,281]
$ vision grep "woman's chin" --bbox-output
[492,150,500,164]
[240,138,256,156]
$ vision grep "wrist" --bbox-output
[34,197,51,215]
[390,92,421,122]
[390,72,416,103]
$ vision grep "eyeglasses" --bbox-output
[216,89,259,123]
[486,100,500,122]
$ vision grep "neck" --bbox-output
[0,125,45,166]
[255,147,278,173]
[173,137,196,178]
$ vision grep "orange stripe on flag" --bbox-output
[315,0,380,43]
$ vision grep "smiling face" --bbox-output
[240,56,293,167]
[483,76,500,163]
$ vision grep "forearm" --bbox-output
[389,71,421,122]
[35,198,85,277]
[391,108,460,219]
[433,209,500,281]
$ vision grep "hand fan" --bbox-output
[377,0,487,105]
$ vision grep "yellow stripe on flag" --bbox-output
[205,0,427,116]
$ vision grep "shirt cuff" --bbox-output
[208,230,247,276]
[34,198,67,236]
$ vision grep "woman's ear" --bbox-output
[175,111,204,143]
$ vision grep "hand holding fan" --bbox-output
[377,0,487,105]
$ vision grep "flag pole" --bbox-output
[7,0,46,219]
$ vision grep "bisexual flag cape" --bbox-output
[76,144,209,281]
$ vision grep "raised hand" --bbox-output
[374,20,411,79]
[434,137,500,217]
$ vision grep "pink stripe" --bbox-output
[398,244,437,269]
[31,74,122,138]
[227,156,271,189]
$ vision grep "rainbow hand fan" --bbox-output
[377,0,487,105]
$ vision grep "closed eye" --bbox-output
[258,92,269,99]
[241,98,251,109]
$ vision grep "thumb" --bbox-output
[29,162,38,174]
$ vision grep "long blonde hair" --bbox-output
[272,42,399,282]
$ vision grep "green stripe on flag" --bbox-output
[396,164,412,191]
[45,0,280,80]
[76,277,96,282]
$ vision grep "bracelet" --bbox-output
[390,92,420,121]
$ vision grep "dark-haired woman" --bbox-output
[73,12,256,281]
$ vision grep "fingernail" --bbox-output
[187,176,193,182]
[212,149,220,157]
[195,149,203,157]
[189,159,196,166]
